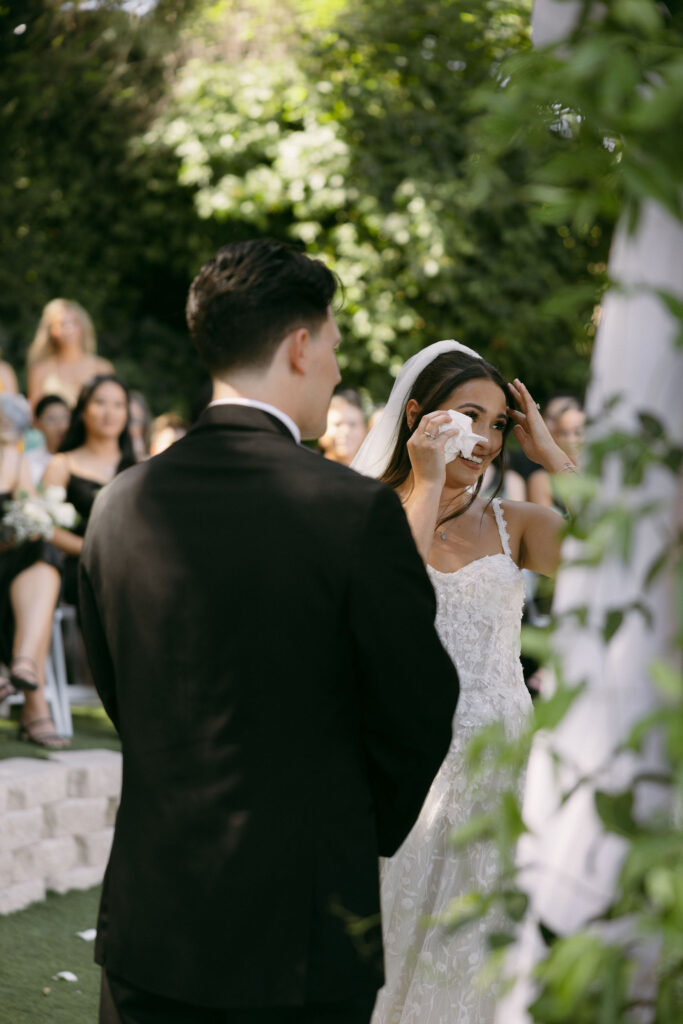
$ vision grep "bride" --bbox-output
[352,340,575,1024]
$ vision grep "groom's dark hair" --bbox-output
[187,238,338,373]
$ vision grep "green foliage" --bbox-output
[594,789,638,837]
[6,1,679,412]
[147,0,606,401]
[468,0,683,232]
[530,679,584,732]
[530,933,634,1024]
[2,0,607,409]
[0,0,208,409]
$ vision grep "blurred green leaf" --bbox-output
[594,789,638,838]
[533,681,584,731]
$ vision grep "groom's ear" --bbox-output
[286,327,311,376]
[406,399,422,430]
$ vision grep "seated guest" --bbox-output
[27,298,113,409]
[42,375,135,607]
[368,403,385,431]
[26,395,71,485]
[505,446,537,502]
[0,393,33,448]
[0,411,65,748]
[149,412,188,456]
[128,390,153,462]
[318,388,367,466]
[0,358,18,395]
[528,396,585,510]
[524,395,584,697]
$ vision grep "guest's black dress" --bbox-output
[0,491,63,667]
[62,474,103,607]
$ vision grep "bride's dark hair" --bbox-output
[381,351,512,524]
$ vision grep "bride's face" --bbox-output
[437,377,508,487]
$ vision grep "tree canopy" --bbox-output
[2,0,612,412]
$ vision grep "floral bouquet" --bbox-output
[0,485,78,546]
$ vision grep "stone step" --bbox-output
[0,749,121,914]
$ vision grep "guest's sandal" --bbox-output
[18,716,68,750]
[9,656,41,692]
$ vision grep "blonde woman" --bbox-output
[27,299,113,408]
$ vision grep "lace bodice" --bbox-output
[373,500,532,1024]
[426,500,529,739]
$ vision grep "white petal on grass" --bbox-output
[76,928,97,941]
[54,971,78,982]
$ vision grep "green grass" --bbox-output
[0,706,117,1021]
[0,705,120,760]
[0,885,102,1024]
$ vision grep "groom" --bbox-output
[79,238,459,1024]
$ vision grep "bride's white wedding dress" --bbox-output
[372,499,532,1024]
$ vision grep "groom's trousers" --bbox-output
[100,970,377,1024]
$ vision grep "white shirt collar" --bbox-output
[207,398,301,444]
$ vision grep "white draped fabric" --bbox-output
[495,195,683,1022]
[493,9,683,1014]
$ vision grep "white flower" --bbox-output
[43,485,67,504]
[21,501,54,528]
[40,485,78,528]
[439,410,488,464]
[1,489,80,544]
[52,502,78,528]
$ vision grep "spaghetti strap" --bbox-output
[492,498,512,559]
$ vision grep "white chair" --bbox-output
[44,605,75,738]
[5,604,75,738]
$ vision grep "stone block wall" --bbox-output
[0,749,121,915]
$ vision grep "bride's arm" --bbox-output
[515,502,565,575]
[400,410,460,562]
[401,483,443,563]
[506,378,579,575]
[507,379,578,479]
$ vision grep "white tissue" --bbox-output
[438,410,488,464]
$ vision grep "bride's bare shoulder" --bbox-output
[498,498,562,525]
[492,497,560,547]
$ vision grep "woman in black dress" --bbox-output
[0,425,64,747]
[43,376,136,608]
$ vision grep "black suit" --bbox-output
[79,404,459,1021]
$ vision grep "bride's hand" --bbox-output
[507,379,575,473]
[407,411,461,490]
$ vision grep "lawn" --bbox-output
[0,885,102,1024]
[0,704,120,760]
[0,704,117,1021]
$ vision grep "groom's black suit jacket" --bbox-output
[79,403,459,1010]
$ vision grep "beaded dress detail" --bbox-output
[372,499,531,1024]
